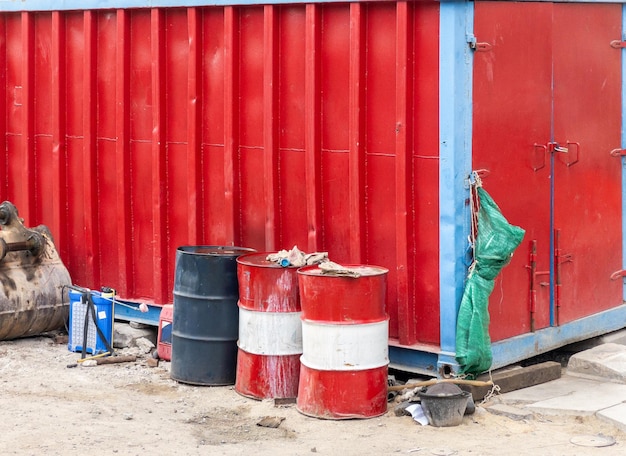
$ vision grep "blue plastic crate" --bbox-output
[68,289,114,355]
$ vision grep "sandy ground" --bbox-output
[1,333,625,456]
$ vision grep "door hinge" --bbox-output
[610,40,626,49]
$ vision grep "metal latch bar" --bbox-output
[610,40,626,49]
[610,148,626,157]
[532,141,580,169]
[526,240,549,332]
[548,142,565,153]
[610,270,626,281]
[469,42,492,52]
[554,229,573,327]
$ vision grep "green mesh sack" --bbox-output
[455,187,525,378]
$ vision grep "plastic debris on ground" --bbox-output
[405,403,429,426]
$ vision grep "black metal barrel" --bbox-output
[170,245,255,385]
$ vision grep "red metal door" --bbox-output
[474,1,623,340]
[473,1,553,340]
[552,3,623,324]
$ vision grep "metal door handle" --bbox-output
[532,143,547,171]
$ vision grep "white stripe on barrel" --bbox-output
[300,319,388,371]
[238,307,302,356]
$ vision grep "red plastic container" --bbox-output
[296,265,389,419]
[157,304,173,361]
[235,253,302,399]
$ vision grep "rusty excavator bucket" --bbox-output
[0,201,71,340]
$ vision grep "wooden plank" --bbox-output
[472,361,562,400]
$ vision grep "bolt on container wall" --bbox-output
[296,264,389,419]
[235,252,302,400]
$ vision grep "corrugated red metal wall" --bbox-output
[0,3,440,346]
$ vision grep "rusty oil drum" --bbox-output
[235,252,302,399]
[170,245,255,386]
[296,264,389,419]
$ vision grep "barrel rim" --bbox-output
[177,245,256,256]
[236,251,299,268]
[297,264,389,277]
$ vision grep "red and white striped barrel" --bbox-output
[296,265,389,419]
[235,253,302,399]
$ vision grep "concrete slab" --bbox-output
[486,342,626,422]
[599,329,626,346]
[484,403,533,421]
[568,343,626,383]
[497,376,599,405]
[597,403,626,433]
[565,329,626,353]
[525,381,626,416]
